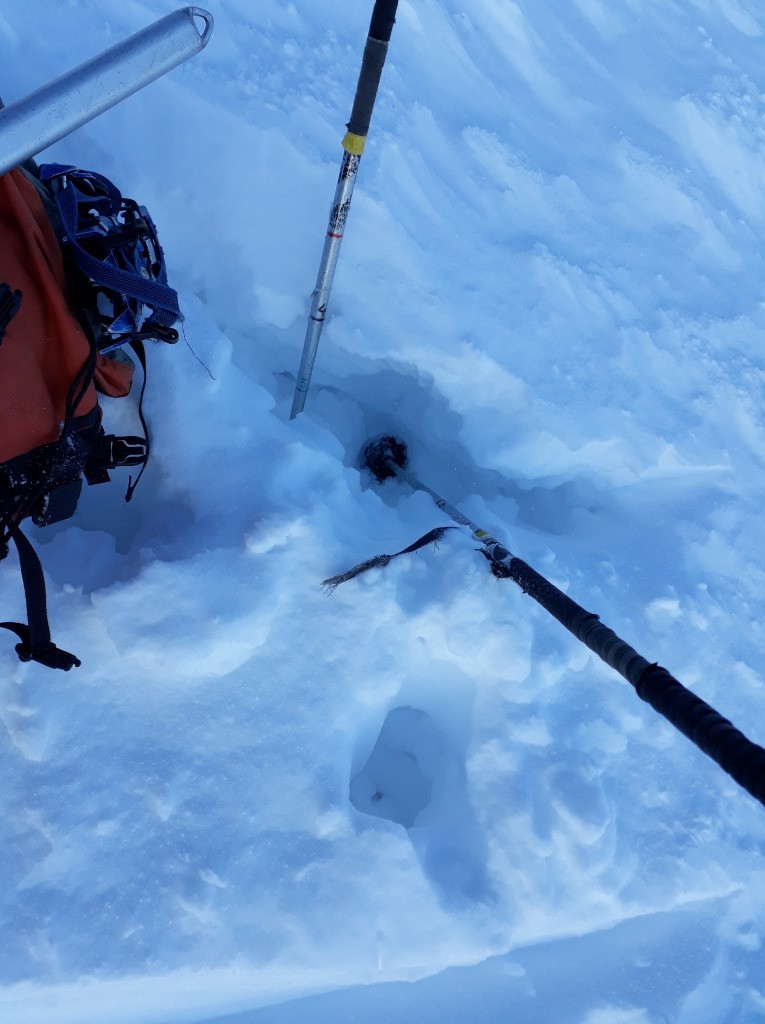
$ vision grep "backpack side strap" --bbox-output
[0,528,81,670]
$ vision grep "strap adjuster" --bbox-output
[97,434,147,469]
[15,638,81,671]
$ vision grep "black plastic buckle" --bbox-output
[16,640,81,671]
[101,436,148,469]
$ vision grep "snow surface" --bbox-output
[2,0,765,1021]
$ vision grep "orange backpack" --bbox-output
[0,164,180,668]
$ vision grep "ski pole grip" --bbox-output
[346,0,399,139]
[507,554,765,808]
[634,664,765,805]
[508,556,650,679]
[369,0,399,41]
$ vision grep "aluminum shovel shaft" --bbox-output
[0,7,213,176]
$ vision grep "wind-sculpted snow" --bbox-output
[2,1,765,1022]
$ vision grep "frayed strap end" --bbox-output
[322,526,457,590]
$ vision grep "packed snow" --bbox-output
[2,0,765,1021]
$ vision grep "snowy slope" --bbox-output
[2,0,765,1021]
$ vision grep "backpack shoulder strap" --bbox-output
[0,528,81,670]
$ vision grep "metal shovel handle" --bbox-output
[0,6,214,176]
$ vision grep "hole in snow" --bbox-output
[349,706,446,828]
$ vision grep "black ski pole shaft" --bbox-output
[290,0,399,419]
[388,459,765,809]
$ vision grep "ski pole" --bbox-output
[353,436,765,810]
[0,7,213,177]
[289,0,399,419]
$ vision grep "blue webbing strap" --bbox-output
[40,164,181,325]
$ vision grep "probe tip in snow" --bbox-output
[363,435,408,482]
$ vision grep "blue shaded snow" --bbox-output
[2,1,765,1022]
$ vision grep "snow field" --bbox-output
[2,0,765,1021]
